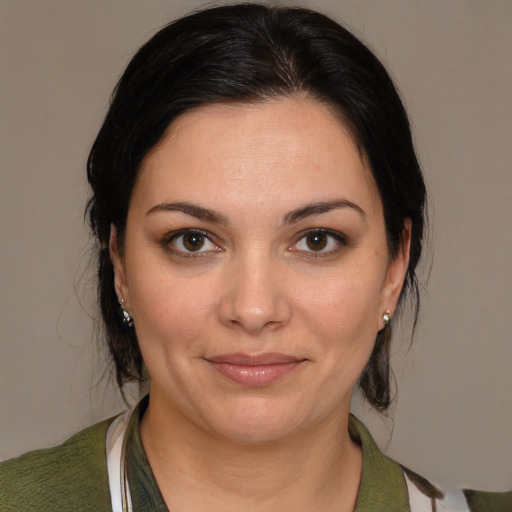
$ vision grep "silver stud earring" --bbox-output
[382,309,391,326]
[120,299,134,328]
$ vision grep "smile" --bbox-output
[205,353,305,387]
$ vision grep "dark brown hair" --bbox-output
[86,3,426,411]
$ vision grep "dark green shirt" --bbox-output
[1,399,510,511]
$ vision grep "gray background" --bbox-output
[1,0,511,490]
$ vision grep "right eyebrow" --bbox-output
[145,201,229,225]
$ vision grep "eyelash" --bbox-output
[290,229,348,258]
[159,228,348,260]
[159,229,221,259]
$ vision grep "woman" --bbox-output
[1,4,509,511]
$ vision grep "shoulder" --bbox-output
[403,465,511,511]
[463,489,512,512]
[0,418,113,511]
[350,414,511,512]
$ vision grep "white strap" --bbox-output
[106,410,133,512]
[404,472,470,512]
[405,472,435,512]
[436,490,471,511]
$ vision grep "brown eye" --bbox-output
[292,229,347,256]
[182,233,205,251]
[306,232,328,251]
[167,230,218,255]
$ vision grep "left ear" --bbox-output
[109,223,130,309]
[379,218,412,328]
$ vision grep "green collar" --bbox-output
[125,398,409,511]
[349,415,409,511]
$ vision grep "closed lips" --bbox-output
[206,353,306,386]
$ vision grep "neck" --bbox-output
[139,390,362,512]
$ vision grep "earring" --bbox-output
[120,299,134,328]
[382,309,391,326]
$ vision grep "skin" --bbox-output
[111,96,411,511]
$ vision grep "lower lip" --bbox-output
[208,361,303,386]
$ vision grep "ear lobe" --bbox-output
[109,223,129,305]
[380,219,412,321]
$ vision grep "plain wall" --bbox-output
[1,0,511,490]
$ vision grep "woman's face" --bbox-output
[113,97,409,443]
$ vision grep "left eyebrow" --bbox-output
[282,199,366,225]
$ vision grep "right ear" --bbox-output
[109,223,130,307]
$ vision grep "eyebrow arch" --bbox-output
[145,201,229,225]
[282,199,366,225]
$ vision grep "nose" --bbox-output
[218,252,292,335]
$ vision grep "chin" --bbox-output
[215,419,299,446]
[201,397,308,446]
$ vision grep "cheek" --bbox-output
[128,266,218,355]
[293,262,385,370]
[297,263,383,333]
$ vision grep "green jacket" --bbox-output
[1,402,510,511]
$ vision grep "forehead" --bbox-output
[134,97,381,218]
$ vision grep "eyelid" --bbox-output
[160,228,222,257]
[290,228,348,255]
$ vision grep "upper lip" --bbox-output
[206,352,304,365]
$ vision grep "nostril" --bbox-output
[218,292,292,334]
